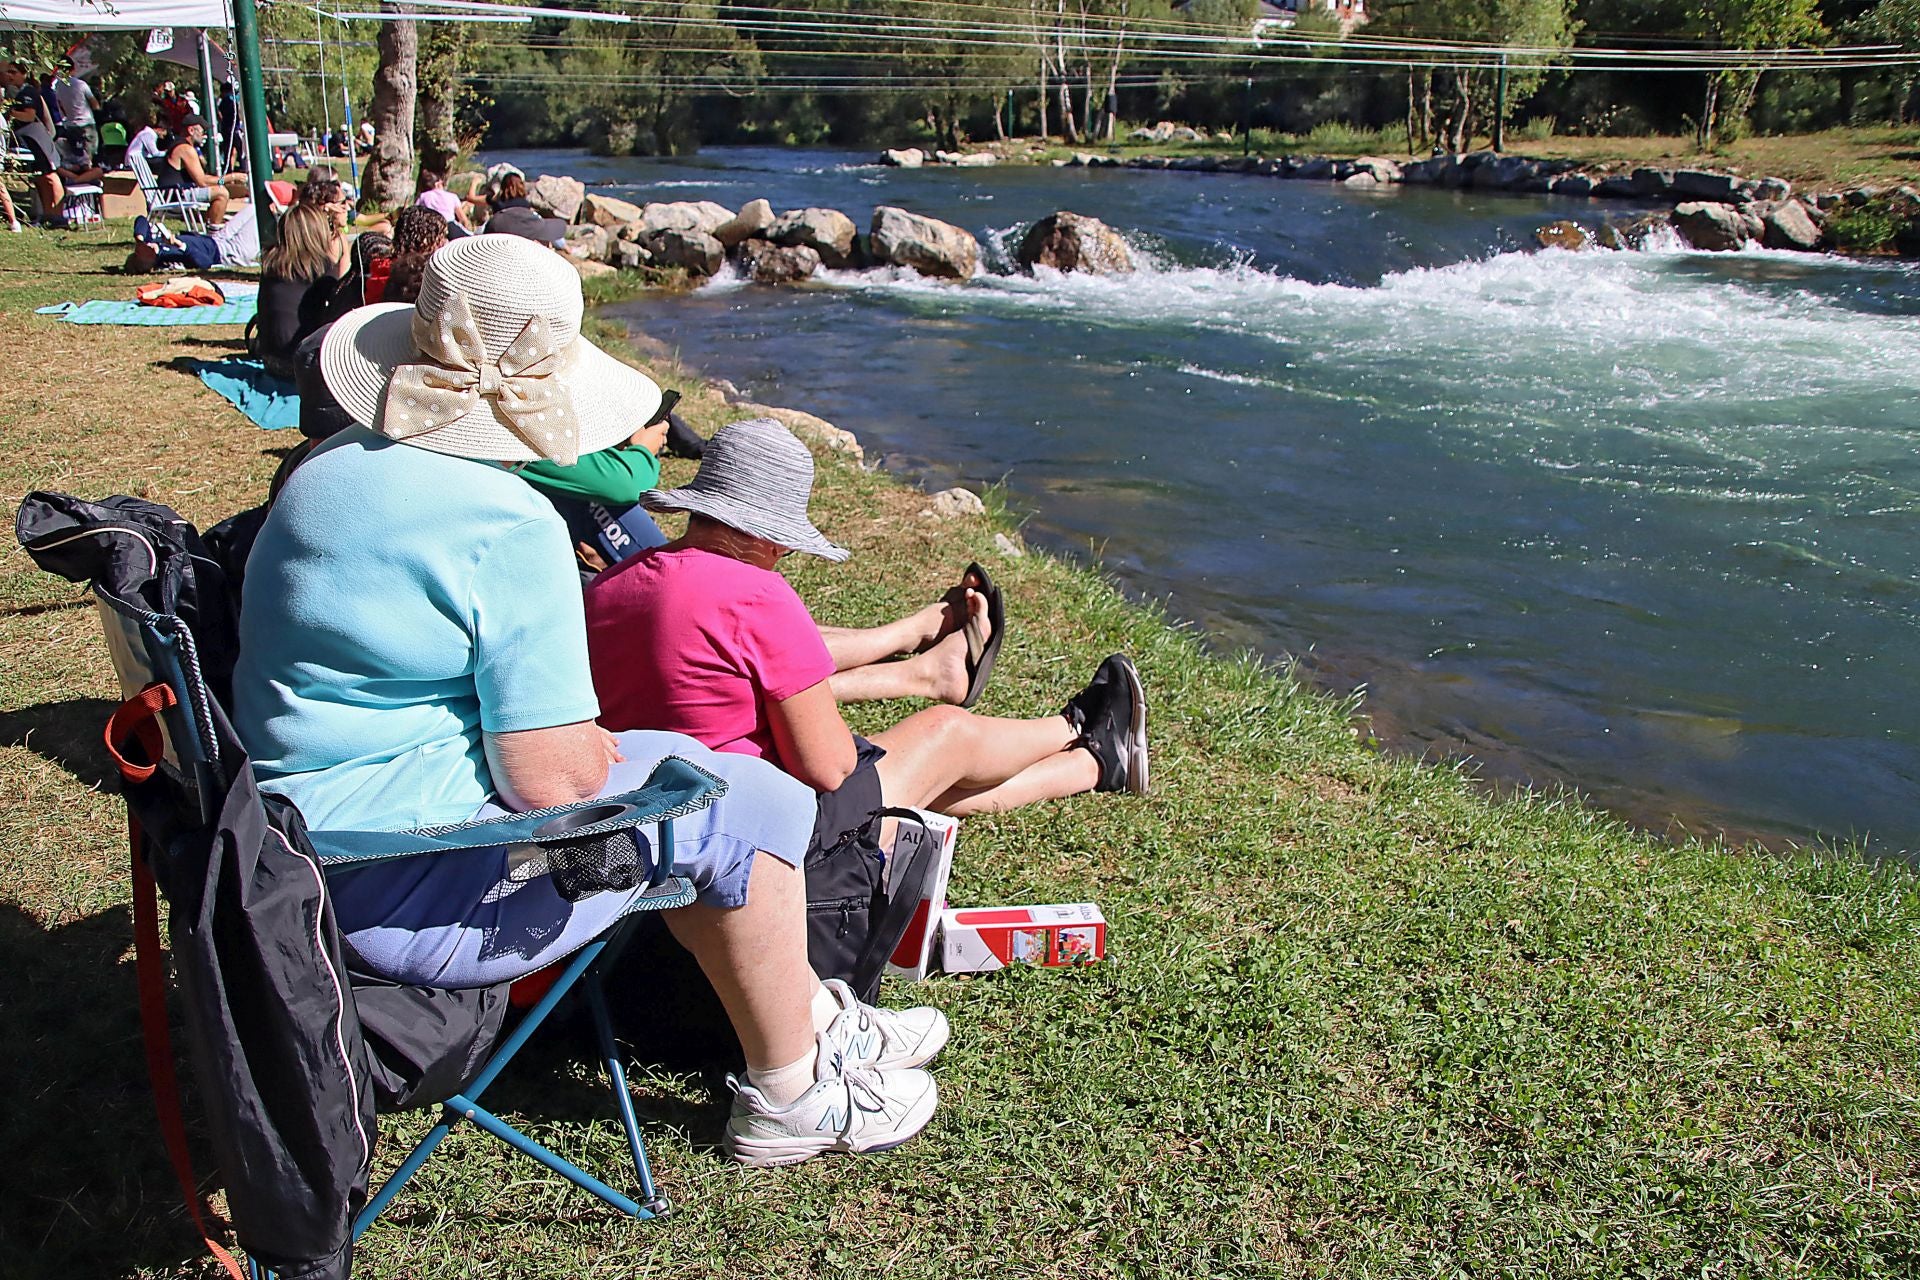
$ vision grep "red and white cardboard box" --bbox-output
[936,903,1106,974]
[883,809,959,982]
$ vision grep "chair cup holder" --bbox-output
[535,803,634,838]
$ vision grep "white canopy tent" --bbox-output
[0,0,231,30]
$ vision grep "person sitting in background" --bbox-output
[585,419,1150,867]
[126,112,166,163]
[255,201,350,374]
[129,210,261,271]
[155,114,229,226]
[380,204,449,303]
[414,167,464,227]
[3,59,104,222]
[483,173,565,246]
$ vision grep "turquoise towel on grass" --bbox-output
[36,296,259,325]
[196,359,301,430]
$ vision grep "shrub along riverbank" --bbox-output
[2,233,1918,1278]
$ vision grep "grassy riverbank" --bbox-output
[1025,123,1920,191]
[3,232,1918,1279]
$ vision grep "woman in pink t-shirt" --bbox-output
[586,419,1149,860]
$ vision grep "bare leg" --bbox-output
[207,186,229,226]
[868,704,1090,813]
[826,589,985,705]
[0,183,17,229]
[34,173,62,217]
[936,748,1101,816]
[661,851,817,1072]
[820,599,956,670]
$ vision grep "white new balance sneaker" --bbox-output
[723,1034,939,1168]
[819,978,950,1071]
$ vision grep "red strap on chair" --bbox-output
[112,687,248,1280]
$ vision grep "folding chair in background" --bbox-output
[18,492,721,1280]
[127,147,207,232]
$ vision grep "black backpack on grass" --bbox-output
[807,806,947,1005]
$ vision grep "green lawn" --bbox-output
[2,232,1916,1279]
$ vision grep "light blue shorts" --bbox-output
[327,730,814,988]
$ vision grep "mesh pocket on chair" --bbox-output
[545,827,644,903]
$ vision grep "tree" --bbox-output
[1685,0,1824,144]
[416,22,478,174]
[1375,0,1575,152]
[360,2,417,209]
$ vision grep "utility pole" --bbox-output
[1493,52,1508,152]
[230,0,277,247]
[1241,73,1253,158]
[195,33,220,172]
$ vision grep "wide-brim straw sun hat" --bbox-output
[642,417,849,561]
[320,233,660,465]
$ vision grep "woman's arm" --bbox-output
[484,720,623,812]
[765,680,858,792]
[517,442,661,507]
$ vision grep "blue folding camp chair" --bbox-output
[19,494,714,1280]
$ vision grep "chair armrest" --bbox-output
[307,755,727,887]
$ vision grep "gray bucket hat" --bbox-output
[641,417,849,561]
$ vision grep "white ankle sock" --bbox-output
[747,1045,817,1109]
[810,981,842,1033]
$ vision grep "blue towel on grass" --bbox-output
[36,292,258,326]
[196,359,301,430]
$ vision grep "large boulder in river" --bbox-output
[528,174,586,222]
[870,206,978,279]
[768,207,859,268]
[1672,201,1752,251]
[646,228,726,276]
[1016,211,1134,275]
[583,192,644,228]
[1761,199,1823,251]
[1595,213,1669,251]
[714,198,775,247]
[737,239,821,285]
[880,147,925,168]
[637,200,734,238]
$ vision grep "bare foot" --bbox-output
[917,588,989,704]
[916,567,987,653]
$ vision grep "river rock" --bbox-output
[564,224,612,261]
[1017,211,1135,275]
[1534,220,1591,251]
[1549,172,1595,197]
[1592,173,1641,199]
[527,174,586,222]
[571,258,617,280]
[1343,171,1378,189]
[1752,176,1792,202]
[611,239,651,270]
[1672,201,1751,251]
[1632,167,1676,199]
[647,228,726,275]
[1351,156,1403,184]
[934,150,999,167]
[1294,156,1334,181]
[870,206,978,279]
[735,401,863,459]
[993,532,1025,558]
[1596,213,1668,250]
[638,200,734,237]
[737,239,821,284]
[1761,199,1822,251]
[583,193,645,228]
[881,147,925,167]
[926,487,986,519]
[714,198,775,247]
[1672,169,1742,202]
[768,207,859,268]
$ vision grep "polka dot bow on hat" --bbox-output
[386,293,580,464]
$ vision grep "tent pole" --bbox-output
[230,0,276,246]
[196,31,221,174]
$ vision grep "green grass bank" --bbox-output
[1,233,1917,1278]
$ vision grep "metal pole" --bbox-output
[1242,74,1253,157]
[230,0,277,246]
[196,32,221,174]
[1493,52,1508,152]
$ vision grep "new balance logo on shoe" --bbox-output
[816,1105,847,1133]
[845,1029,880,1061]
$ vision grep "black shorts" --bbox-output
[808,736,886,858]
[21,131,57,175]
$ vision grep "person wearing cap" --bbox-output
[155,113,229,226]
[583,417,1150,859]
[51,57,100,156]
[231,234,944,1167]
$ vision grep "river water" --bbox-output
[488,146,1920,857]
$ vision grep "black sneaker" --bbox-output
[662,411,707,459]
[1061,654,1149,795]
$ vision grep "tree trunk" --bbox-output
[1450,72,1472,153]
[415,24,462,175]
[1057,75,1079,143]
[1698,74,1719,150]
[993,93,1008,141]
[1038,58,1049,138]
[361,2,418,210]
[1420,71,1434,153]
[1103,46,1123,142]
[1406,69,1418,155]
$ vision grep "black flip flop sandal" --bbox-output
[960,560,1005,710]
